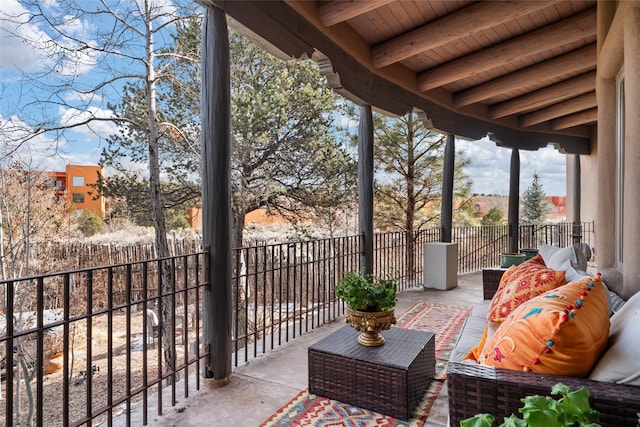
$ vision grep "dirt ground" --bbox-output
[4,308,196,427]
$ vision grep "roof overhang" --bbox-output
[202,0,594,154]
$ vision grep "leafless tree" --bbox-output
[0,0,201,397]
[0,152,72,426]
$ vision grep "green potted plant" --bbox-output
[335,271,398,346]
[460,383,601,427]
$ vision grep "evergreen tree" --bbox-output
[77,209,105,237]
[372,113,472,231]
[100,25,356,247]
[521,173,551,225]
[481,207,504,226]
[371,112,472,275]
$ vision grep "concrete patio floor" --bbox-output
[134,271,485,427]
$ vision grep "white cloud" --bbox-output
[146,0,179,24]
[0,0,52,71]
[458,137,567,196]
[0,112,107,171]
[0,0,98,76]
[58,105,117,140]
[65,90,104,103]
[0,113,67,168]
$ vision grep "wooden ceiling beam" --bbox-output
[371,0,555,69]
[489,71,596,119]
[519,92,596,127]
[417,7,596,92]
[453,45,596,107]
[318,0,394,27]
[551,108,597,130]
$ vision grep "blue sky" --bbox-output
[0,0,567,197]
[0,0,179,177]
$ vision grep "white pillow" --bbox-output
[558,258,587,282]
[539,244,587,271]
[589,291,640,385]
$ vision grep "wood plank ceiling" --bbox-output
[206,0,597,154]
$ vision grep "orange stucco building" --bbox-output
[52,165,106,218]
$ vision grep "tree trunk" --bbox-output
[232,210,245,250]
[144,0,173,380]
[231,209,247,348]
[0,204,5,281]
[20,356,35,427]
[405,115,416,277]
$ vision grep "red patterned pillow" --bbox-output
[488,254,566,323]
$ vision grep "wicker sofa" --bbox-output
[447,268,640,427]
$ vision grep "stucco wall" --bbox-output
[595,1,640,298]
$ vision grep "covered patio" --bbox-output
[196,0,640,383]
[119,271,485,427]
[188,0,640,425]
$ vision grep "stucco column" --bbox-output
[622,4,640,297]
[595,45,617,269]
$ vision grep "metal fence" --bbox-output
[0,253,207,427]
[454,221,595,273]
[228,222,595,367]
[0,222,595,426]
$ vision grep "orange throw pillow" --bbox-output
[479,275,610,377]
[488,254,566,323]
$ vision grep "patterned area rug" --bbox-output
[260,302,471,427]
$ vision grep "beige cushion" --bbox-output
[450,301,490,363]
[589,291,640,385]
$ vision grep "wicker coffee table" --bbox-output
[308,325,435,420]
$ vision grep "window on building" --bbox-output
[55,180,63,188]
[72,193,85,203]
[72,176,84,187]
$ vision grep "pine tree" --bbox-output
[481,207,504,226]
[372,113,472,231]
[521,173,550,225]
[370,112,472,276]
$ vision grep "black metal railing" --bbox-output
[231,236,358,366]
[227,222,596,365]
[0,253,207,427]
[453,221,595,273]
[518,221,595,250]
[0,222,595,426]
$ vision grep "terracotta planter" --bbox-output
[344,307,396,346]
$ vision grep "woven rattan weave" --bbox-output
[308,325,435,420]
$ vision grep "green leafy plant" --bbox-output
[334,271,397,312]
[460,383,600,427]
